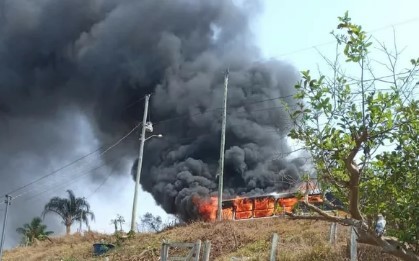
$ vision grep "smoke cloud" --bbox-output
[0,0,304,238]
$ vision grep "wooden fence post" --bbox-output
[270,233,279,261]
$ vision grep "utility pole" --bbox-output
[130,94,151,233]
[217,69,229,221]
[0,195,12,261]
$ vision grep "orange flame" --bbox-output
[193,194,324,221]
[254,197,275,218]
[193,196,218,221]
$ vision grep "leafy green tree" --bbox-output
[16,217,53,246]
[42,190,94,235]
[286,11,419,260]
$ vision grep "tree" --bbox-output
[140,212,162,232]
[110,214,125,233]
[110,218,118,233]
[286,12,419,261]
[16,217,54,246]
[42,190,95,235]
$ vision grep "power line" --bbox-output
[153,72,417,128]
[0,93,149,199]
[122,96,147,111]
[86,170,115,199]
[2,123,140,200]
[15,156,123,205]
[153,95,310,137]
[0,94,293,202]
[2,75,417,203]
[0,148,101,199]
[2,100,298,206]
[278,16,419,57]
[0,92,416,212]
[11,156,112,202]
[152,94,295,127]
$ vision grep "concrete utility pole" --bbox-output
[0,195,12,261]
[217,69,229,221]
[130,94,151,232]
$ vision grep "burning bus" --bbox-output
[195,192,324,221]
[194,181,342,221]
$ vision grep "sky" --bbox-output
[255,0,419,72]
[2,0,419,241]
[87,0,419,234]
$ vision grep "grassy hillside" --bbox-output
[3,218,399,260]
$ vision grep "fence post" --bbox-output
[329,223,337,245]
[202,240,211,261]
[193,240,202,261]
[349,226,358,261]
[270,233,279,261]
[160,240,168,261]
[334,223,338,243]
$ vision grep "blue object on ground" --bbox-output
[93,243,115,255]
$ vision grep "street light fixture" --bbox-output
[144,134,163,141]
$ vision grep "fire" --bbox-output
[278,197,299,213]
[222,207,233,220]
[193,196,217,221]
[194,193,325,221]
[254,197,275,218]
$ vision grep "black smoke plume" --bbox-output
[0,0,303,230]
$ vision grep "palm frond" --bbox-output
[42,190,95,233]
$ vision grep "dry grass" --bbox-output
[3,218,400,261]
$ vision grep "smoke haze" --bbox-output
[0,0,303,245]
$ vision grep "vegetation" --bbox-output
[3,219,400,260]
[4,11,417,261]
[110,214,125,233]
[42,190,94,235]
[140,212,163,233]
[16,217,53,246]
[287,12,418,260]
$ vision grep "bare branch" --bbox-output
[357,230,419,261]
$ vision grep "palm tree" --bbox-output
[16,217,53,246]
[42,190,94,235]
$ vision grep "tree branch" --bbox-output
[357,230,419,261]
[344,129,368,220]
[322,196,347,212]
[287,200,419,261]
[285,210,357,227]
